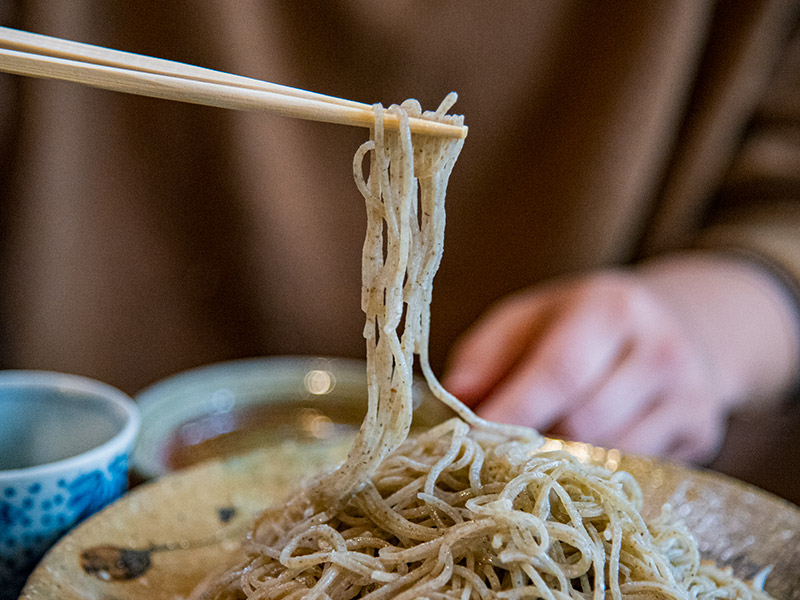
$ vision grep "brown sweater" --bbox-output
[1,0,799,396]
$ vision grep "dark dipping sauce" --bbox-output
[163,401,363,471]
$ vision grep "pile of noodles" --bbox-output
[191,97,772,600]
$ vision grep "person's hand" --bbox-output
[444,272,727,461]
[443,255,799,462]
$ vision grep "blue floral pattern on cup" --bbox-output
[0,454,129,600]
[66,455,128,522]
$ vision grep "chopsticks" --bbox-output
[0,27,467,139]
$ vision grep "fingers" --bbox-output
[443,291,550,405]
[612,397,725,462]
[476,295,630,429]
[555,332,689,445]
[555,344,661,445]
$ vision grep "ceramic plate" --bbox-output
[20,441,800,599]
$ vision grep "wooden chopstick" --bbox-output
[0,27,368,110]
[0,27,467,139]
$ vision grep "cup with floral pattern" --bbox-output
[0,371,139,599]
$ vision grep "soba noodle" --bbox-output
[191,97,772,600]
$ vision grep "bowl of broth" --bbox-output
[131,356,453,481]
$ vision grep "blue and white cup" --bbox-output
[0,371,139,599]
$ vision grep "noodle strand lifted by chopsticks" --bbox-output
[191,97,773,600]
[316,95,538,507]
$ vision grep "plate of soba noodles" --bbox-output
[18,94,800,600]
[18,438,800,600]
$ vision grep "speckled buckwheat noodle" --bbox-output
[190,97,772,600]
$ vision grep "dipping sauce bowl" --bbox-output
[132,356,453,481]
[0,371,139,598]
